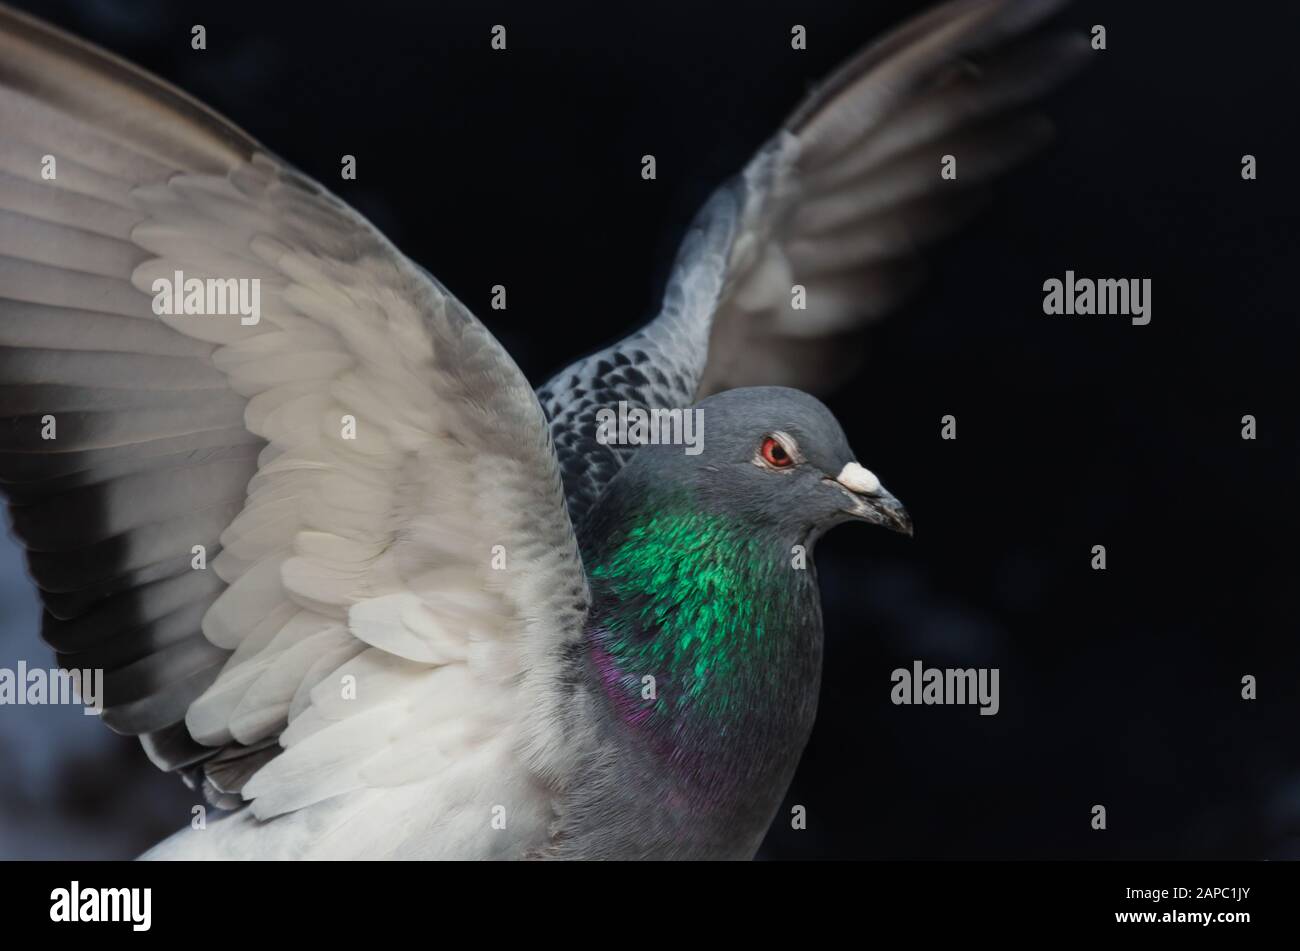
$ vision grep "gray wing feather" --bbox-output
[0,1,261,771]
[0,2,588,813]
[537,184,740,527]
[542,0,1086,520]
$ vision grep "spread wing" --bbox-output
[541,0,1087,525]
[0,3,588,819]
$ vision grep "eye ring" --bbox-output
[759,435,795,469]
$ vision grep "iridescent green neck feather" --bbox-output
[584,492,818,732]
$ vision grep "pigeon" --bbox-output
[0,0,1084,859]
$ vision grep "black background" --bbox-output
[2,0,1297,859]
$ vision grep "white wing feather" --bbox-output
[0,4,588,853]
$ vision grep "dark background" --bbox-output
[1,0,1297,859]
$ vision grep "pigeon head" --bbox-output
[578,386,911,821]
[614,385,911,544]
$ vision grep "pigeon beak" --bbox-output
[830,462,913,536]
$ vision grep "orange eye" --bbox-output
[760,436,793,468]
